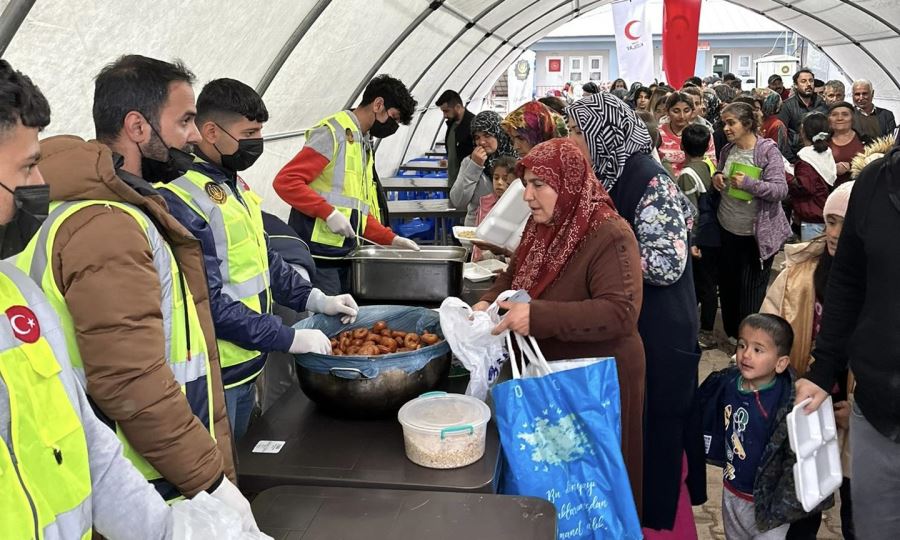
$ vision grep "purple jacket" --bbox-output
[718,137,791,260]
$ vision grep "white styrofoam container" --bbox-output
[475,181,530,253]
[787,396,843,512]
[463,262,494,282]
[452,226,477,248]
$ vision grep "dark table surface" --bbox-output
[251,485,557,540]
[236,380,500,495]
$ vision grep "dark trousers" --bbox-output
[717,228,774,338]
[693,246,720,331]
[312,262,350,295]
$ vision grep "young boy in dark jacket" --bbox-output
[678,124,719,348]
[697,313,831,538]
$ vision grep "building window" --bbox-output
[738,55,752,76]
[569,56,583,82]
[547,56,563,73]
[588,56,603,80]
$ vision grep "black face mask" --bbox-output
[214,124,264,172]
[0,183,50,258]
[139,123,195,183]
[370,116,399,139]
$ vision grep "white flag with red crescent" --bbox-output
[612,0,655,85]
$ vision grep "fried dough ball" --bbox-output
[420,333,439,345]
[404,333,420,349]
[352,328,368,339]
[373,321,388,333]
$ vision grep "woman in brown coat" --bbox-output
[473,137,646,516]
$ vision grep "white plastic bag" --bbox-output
[507,332,609,378]
[439,296,508,400]
[171,492,273,540]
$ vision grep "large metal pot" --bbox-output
[293,305,451,418]
[295,353,450,418]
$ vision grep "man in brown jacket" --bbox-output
[19,55,257,529]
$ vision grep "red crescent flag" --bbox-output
[662,0,702,86]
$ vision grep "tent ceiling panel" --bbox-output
[824,42,898,99]
[445,0,497,19]
[376,9,468,97]
[261,0,418,135]
[477,0,553,32]
[4,0,311,137]
[243,136,310,220]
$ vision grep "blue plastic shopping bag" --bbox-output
[491,334,641,540]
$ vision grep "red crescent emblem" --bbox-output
[624,20,641,41]
[6,305,41,344]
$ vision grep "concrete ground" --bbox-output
[693,338,845,539]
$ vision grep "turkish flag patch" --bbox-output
[6,305,41,344]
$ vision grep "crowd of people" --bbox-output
[2,45,899,539]
[443,66,898,539]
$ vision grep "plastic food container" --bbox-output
[787,396,843,512]
[463,262,494,283]
[475,181,530,252]
[398,391,491,469]
[452,226,478,248]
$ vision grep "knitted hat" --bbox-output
[823,181,855,218]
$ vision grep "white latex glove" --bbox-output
[289,328,332,354]
[306,288,359,323]
[208,477,261,534]
[392,236,420,251]
[172,491,273,539]
[325,209,354,238]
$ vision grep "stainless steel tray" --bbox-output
[348,246,466,302]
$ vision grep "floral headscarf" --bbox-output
[565,92,654,191]
[703,89,721,125]
[470,110,516,176]
[511,138,620,298]
[501,101,567,153]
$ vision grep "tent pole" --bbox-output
[0,0,35,56]
[257,0,332,97]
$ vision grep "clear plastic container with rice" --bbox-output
[398,391,491,469]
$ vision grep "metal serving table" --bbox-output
[398,161,447,172]
[380,177,449,193]
[236,385,500,495]
[386,199,467,245]
[251,485,556,540]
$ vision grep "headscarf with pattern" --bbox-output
[565,92,653,191]
[470,110,516,177]
[761,91,782,118]
[501,101,567,153]
[510,138,620,298]
[703,89,721,125]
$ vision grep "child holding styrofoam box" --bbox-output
[472,155,516,262]
[696,313,829,539]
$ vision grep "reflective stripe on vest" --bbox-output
[159,169,272,384]
[0,262,92,540]
[15,200,216,491]
[302,111,382,256]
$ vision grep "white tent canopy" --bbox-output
[2,0,897,217]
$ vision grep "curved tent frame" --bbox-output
[1,0,897,216]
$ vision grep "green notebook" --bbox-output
[727,162,760,201]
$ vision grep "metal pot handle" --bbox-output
[329,366,379,380]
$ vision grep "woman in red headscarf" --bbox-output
[473,138,647,516]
